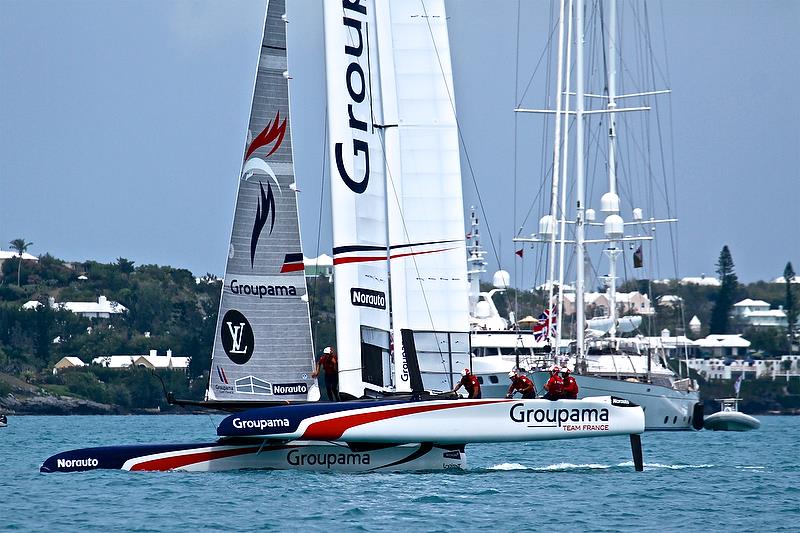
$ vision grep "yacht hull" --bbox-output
[40,441,465,473]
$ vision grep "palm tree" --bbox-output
[9,238,33,286]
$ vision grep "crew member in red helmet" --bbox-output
[543,365,563,400]
[561,367,579,399]
[505,370,537,399]
[453,368,481,399]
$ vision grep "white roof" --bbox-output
[54,356,86,367]
[689,315,702,326]
[0,250,38,261]
[772,276,800,284]
[22,295,127,315]
[304,254,333,267]
[92,355,138,368]
[658,295,682,303]
[695,334,751,348]
[680,275,720,286]
[734,298,770,307]
[135,355,190,369]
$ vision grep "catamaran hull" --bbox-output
[532,372,700,431]
[40,441,465,473]
[217,396,645,443]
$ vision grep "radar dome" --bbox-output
[493,270,510,289]
[604,214,624,239]
[538,215,556,238]
[600,192,620,214]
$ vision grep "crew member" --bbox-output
[505,370,536,399]
[312,346,340,401]
[543,365,563,400]
[561,367,579,399]
[453,368,481,399]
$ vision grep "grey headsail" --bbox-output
[207,0,315,402]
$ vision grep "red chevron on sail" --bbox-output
[245,110,287,160]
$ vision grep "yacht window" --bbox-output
[664,416,669,424]
[500,348,519,355]
[489,375,499,384]
[477,377,484,384]
[673,416,678,424]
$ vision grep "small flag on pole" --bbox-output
[633,245,643,268]
[734,374,744,397]
[515,249,524,258]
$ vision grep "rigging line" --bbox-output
[516,15,562,107]
[418,0,501,269]
[514,0,521,310]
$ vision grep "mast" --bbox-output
[601,0,622,340]
[546,0,568,352]
[556,0,575,351]
[575,0,586,365]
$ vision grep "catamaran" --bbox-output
[41,0,645,474]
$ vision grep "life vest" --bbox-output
[461,374,481,398]
[545,374,563,396]
[511,375,534,393]
[562,376,579,399]
[320,353,338,375]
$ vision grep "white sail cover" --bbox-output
[325,0,392,397]
[207,0,315,402]
[384,0,470,391]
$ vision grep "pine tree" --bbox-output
[785,262,797,354]
[709,245,738,334]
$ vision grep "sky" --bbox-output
[1,0,798,286]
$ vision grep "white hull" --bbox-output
[532,372,700,431]
[42,441,465,473]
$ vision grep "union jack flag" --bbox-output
[532,305,558,341]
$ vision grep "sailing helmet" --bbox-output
[508,370,517,379]
[550,365,560,374]
[462,368,471,376]
[562,367,572,375]
[323,346,332,354]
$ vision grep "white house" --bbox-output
[52,356,87,374]
[680,275,721,287]
[23,295,127,319]
[694,334,751,357]
[304,254,333,280]
[92,350,189,371]
[0,249,38,268]
[562,291,652,316]
[733,298,788,328]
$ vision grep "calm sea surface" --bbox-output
[1,414,798,532]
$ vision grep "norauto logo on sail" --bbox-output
[509,403,610,431]
[230,279,298,298]
[350,288,386,309]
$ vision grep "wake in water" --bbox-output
[486,461,716,472]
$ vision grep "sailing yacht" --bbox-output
[41,0,647,474]
[469,0,702,431]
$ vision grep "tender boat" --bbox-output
[0,414,7,427]
[703,398,760,431]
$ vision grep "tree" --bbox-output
[709,245,738,334]
[9,238,33,287]
[786,262,797,355]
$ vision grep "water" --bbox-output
[2,415,798,532]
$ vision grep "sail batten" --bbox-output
[207,0,315,403]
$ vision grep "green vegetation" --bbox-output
[0,248,795,411]
[710,245,738,334]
